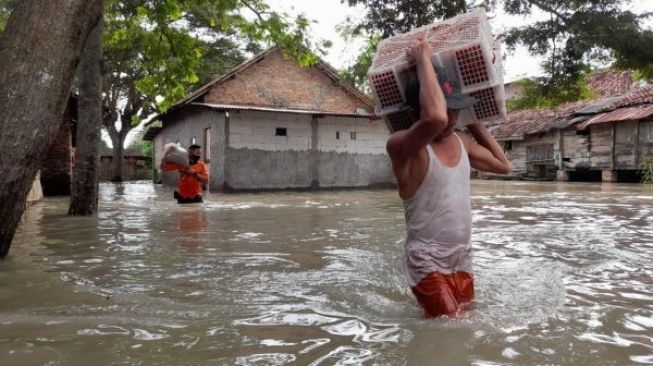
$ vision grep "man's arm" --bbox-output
[460,123,512,174]
[386,41,448,163]
[161,161,180,172]
[193,163,209,184]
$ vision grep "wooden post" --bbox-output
[611,122,617,170]
[555,129,564,170]
[635,119,641,168]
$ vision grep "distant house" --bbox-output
[34,96,78,197]
[492,70,653,182]
[144,47,394,191]
[99,155,152,181]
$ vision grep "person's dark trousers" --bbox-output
[174,191,203,204]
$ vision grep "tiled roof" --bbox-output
[495,70,649,139]
[608,85,653,109]
[146,47,373,127]
[586,69,638,97]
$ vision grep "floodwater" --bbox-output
[1,181,652,365]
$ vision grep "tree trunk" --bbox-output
[106,112,134,183]
[69,12,103,216]
[0,0,102,258]
[111,136,125,182]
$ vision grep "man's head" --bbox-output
[189,144,201,164]
[404,66,477,133]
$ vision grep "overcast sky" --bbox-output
[267,0,653,81]
[124,0,652,148]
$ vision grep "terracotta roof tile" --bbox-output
[495,70,648,139]
[586,69,637,97]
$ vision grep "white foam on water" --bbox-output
[133,329,169,341]
[235,353,296,365]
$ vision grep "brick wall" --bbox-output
[205,49,368,114]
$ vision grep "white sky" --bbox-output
[121,0,652,148]
[267,0,653,81]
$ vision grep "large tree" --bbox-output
[102,0,319,182]
[342,0,653,104]
[0,0,102,258]
[69,9,104,216]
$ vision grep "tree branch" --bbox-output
[528,0,570,25]
[240,0,267,22]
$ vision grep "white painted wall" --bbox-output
[318,116,389,155]
[229,111,312,151]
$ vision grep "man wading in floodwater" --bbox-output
[386,40,512,317]
[161,144,209,204]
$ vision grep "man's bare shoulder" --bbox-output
[386,130,410,159]
[454,130,474,151]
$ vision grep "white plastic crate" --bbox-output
[370,9,494,73]
[382,108,415,133]
[469,84,506,123]
[369,8,507,131]
[381,85,506,133]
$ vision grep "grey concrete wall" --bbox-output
[223,147,394,190]
[317,151,394,188]
[156,108,395,191]
[223,147,315,190]
[153,106,225,191]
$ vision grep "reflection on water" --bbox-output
[1,181,652,365]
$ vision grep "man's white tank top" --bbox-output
[402,133,473,287]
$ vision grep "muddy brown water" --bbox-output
[1,181,652,365]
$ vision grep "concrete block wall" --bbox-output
[228,111,311,151]
[318,151,394,188]
[154,107,395,192]
[223,148,314,190]
[318,116,388,155]
[224,111,394,190]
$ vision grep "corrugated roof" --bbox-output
[577,105,653,130]
[190,102,373,118]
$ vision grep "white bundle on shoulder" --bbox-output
[162,143,189,167]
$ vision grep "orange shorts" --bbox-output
[411,271,474,317]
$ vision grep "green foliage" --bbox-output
[0,0,14,33]
[642,157,653,184]
[341,0,467,38]
[103,0,320,117]
[632,66,653,83]
[500,0,653,88]
[342,0,653,95]
[507,73,597,111]
[340,36,379,92]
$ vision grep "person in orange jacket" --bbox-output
[161,144,209,204]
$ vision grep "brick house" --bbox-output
[144,47,394,191]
